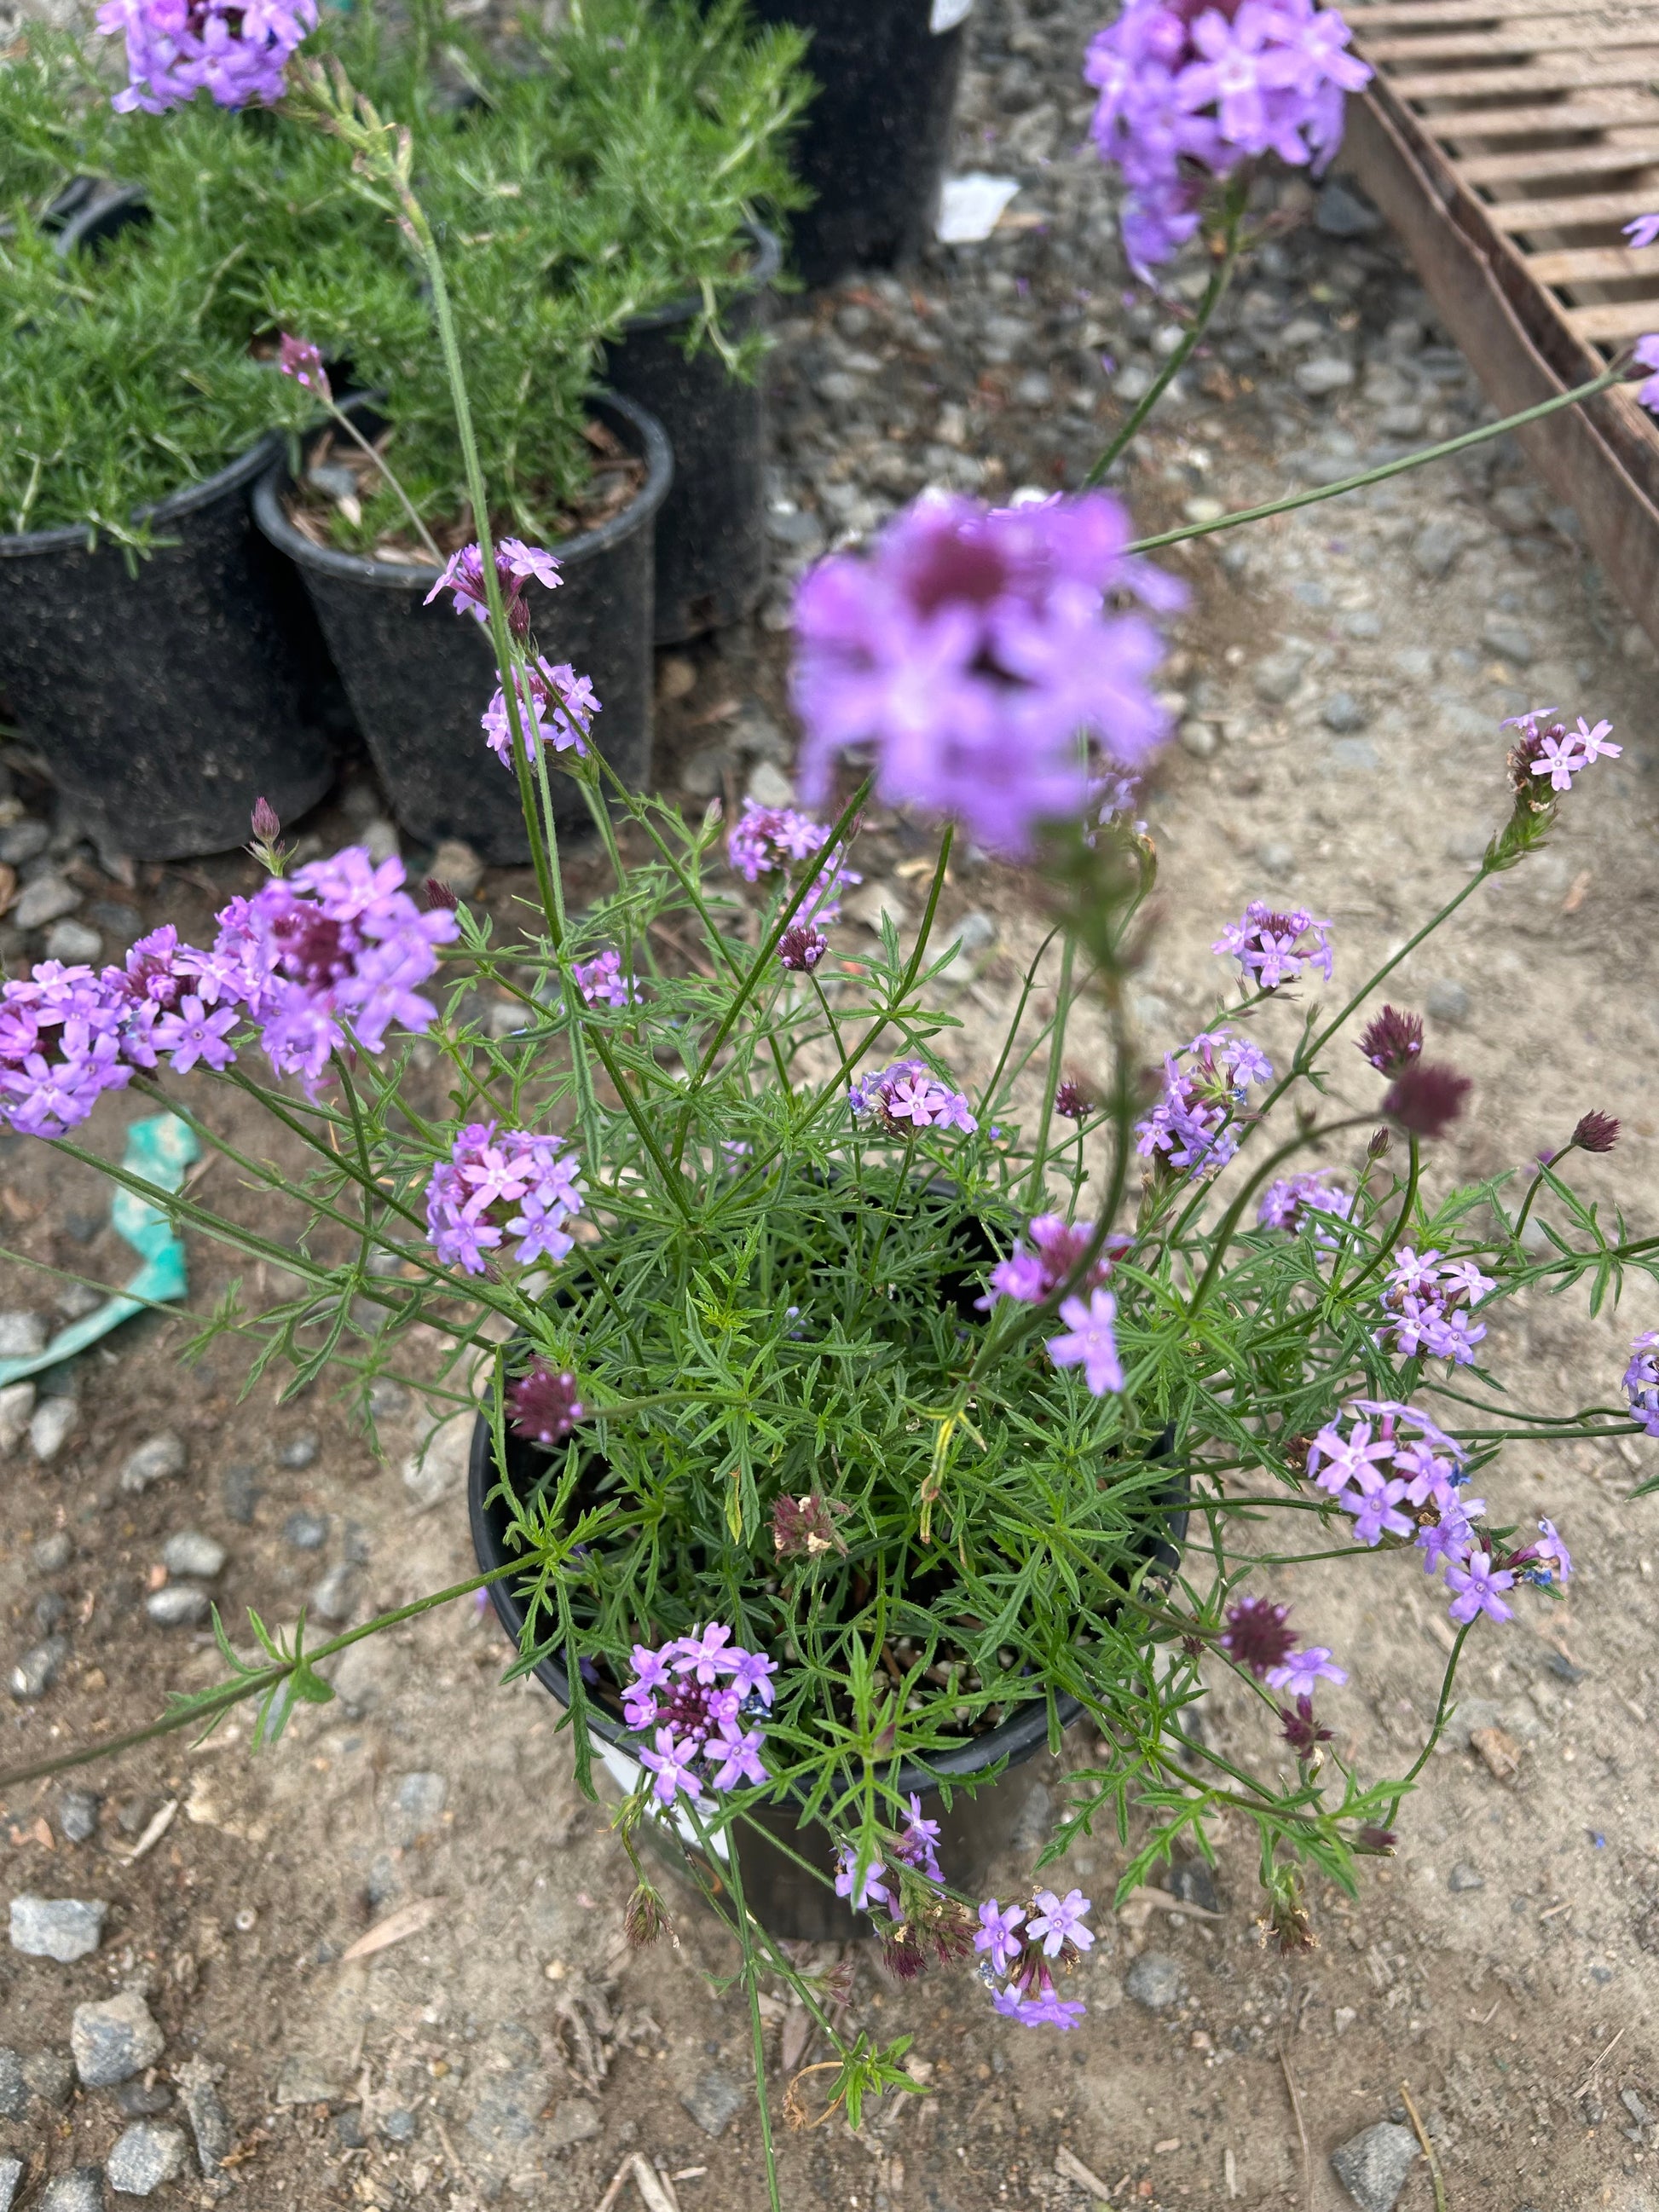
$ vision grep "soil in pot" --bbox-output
[252,392,673,868]
[602,224,782,644]
[737,0,969,286]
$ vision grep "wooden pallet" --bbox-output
[1331,0,1659,642]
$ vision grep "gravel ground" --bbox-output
[5,2,1659,2209]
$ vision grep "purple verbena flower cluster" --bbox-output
[1503,707,1621,795]
[0,962,136,1138]
[425,539,560,641]
[482,658,598,767]
[979,1213,1125,1308]
[424,1121,585,1276]
[1136,1027,1273,1178]
[1212,901,1334,991]
[1626,1331,1659,1436]
[506,1362,585,1447]
[1084,0,1371,272]
[834,1794,945,1912]
[1257,1173,1351,1245]
[849,1058,979,1137]
[97,0,317,113]
[623,1626,775,1806]
[570,950,639,1009]
[1046,1290,1125,1398]
[726,800,860,921]
[1219,1596,1346,1698]
[975,1888,1094,2029]
[792,490,1183,858]
[277,332,329,400]
[1379,1245,1494,1366]
[1634,335,1659,415]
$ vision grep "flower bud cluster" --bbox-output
[425,1120,584,1276]
[727,800,860,923]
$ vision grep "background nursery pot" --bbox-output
[738,0,969,285]
[251,393,672,866]
[468,1401,1186,1942]
[0,193,339,863]
[604,222,782,644]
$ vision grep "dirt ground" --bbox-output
[9,14,1659,2212]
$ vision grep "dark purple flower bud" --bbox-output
[1218,1597,1297,1679]
[880,1924,928,1982]
[506,1363,584,1448]
[1383,1061,1472,1141]
[624,1884,668,1948]
[1355,1825,1397,1856]
[1571,1109,1620,1155]
[772,1491,850,1559]
[1054,1079,1090,1123]
[1279,1695,1333,1759]
[1367,1128,1391,1159]
[1357,1004,1423,1077]
[425,877,459,912]
[250,796,281,842]
[778,921,829,973]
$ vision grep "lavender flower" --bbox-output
[506,1363,584,1447]
[974,1887,1094,2030]
[97,0,317,113]
[1503,707,1620,797]
[1627,214,1659,251]
[974,1899,1026,1977]
[1026,1888,1094,1959]
[894,1795,945,1884]
[1637,334,1659,414]
[1379,1245,1492,1366]
[150,996,238,1074]
[1084,0,1371,273]
[1257,1172,1351,1245]
[1136,1027,1273,1180]
[726,799,859,921]
[425,540,561,641]
[1625,1331,1659,1436]
[0,966,131,1137]
[621,1626,773,1805]
[848,1058,978,1136]
[792,491,1183,858]
[277,333,329,400]
[980,1214,1123,1309]
[1212,902,1334,991]
[482,658,598,766]
[424,1121,585,1276]
[1357,1005,1423,1077]
[570,949,639,1010]
[1045,1289,1125,1398]
[835,1849,889,1910]
[1265,1644,1348,1698]
[1444,1549,1514,1626]
[777,921,830,973]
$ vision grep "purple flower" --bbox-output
[149,995,238,1074]
[980,1214,1123,1309]
[0,967,131,1138]
[1212,902,1334,991]
[849,1058,978,1137]
[1636,333,1659,414]
[425,1121,584,1276]
[1026,1888,1094,1959]
[1218,1596,1296,1678]
[482,658,598,765]
[792,490,1184,859]
[639,1727,702,1806]
[1573,716,1621,764]
[621,1628,774,1798]
[1417,1498,1483,1577]
[974,1899,1026,1977]
[1136,1027,1272,1181]
[97,0,317,113]
[278,332,329,400]
[726,800,859,921]
[1530,1516,1572,1584]
[674,1623,735,1684]
[1054,1078,1090,1123]
[1257,1172,1350,1245]
[835,1847,889,1911]
[630,1643,673,1694]
[778,921,830,973]
[1444,1550,1514,1626]
[1341,1477,1413,1548]
[1265,1644,1348,1698]
[1357,1004,1424,1077]
[1046,1289,1124,1397]
[506,1364,584,1447]
[425,540,561,640]
[1383,1060,1471,1141]
[1307,1418,1395,1499]
[1381,1245,1492,1366]
[1505,707,1619,797]
[568,948,639,1011]
[1626,1331,1659,1436]
[894,1795,945,1884]
[1627,214,1659,251]
[1008,1985,1088,2031]
[710,1728,768,1792]
[1571,1109,1621,1155]
[1280,1695,1332,1758]
[727,1648,779,1708]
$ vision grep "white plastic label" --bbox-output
[931,0,974,32]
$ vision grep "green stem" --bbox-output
[685,1806,783,2212]
[1025,937,1074,1213]
[323,396,442,563]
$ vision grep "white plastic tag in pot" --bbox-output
[931,0,974,31]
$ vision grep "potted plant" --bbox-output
[4,14,1659,2198]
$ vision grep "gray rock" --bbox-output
[145,1587,210,1630]
[32,1531,72,1573]
[43,921,103,965]
[277,1433,319,1470]
[380,2108,417,2146]
[1321,690,1371,734]
[38,2169,105,2212]
[766,506,824,554]
[175,2059,232,2173]
[9,1894,107,1962]
[745,759,795,809]
[1425,979,1470,1025]
[0,1311,45,1359]
[309,1562,358,1625]
[0,2154,20,2212]
[30,1398,78,1463]
[1113,363,1154,403]
[1331,2121,1418,2212]
[1327,737,1380,772]
[71,1990,165,2087]
[9,1635,70,1701]
[113,2080,171,2117]
[1253,647,1309,705]
[0,1380,34,1453]
[1490,485,1541,534]
[385,1771,447,1846]
[428,838,483,899]
[1166,1861,1220,1913]
[14,875,81,932]
[23,2047,74,2106]
[1179,719,1217,759]
[464,2024,549,2155]
[107,2122,188,2197]
[1316,179,1383,238]
[160,1532,225,1580]
[221,1464,260,1524]
[282,1510,327,1552]
[55,1282,102,1320]
[274,2053,340,2107]
[1124,1952,1181,2011]
[0,819,49,866]
[1014,370,1054,408]
[119,1433,185,1495]
[547,2097,602,2146]
[682,2069,746,2139]
[1295,355,1355,397]
[1410,519,1464,579]
[0,2047,24,2119]
[367,1378,410,1421]
[1257,839,1297,882]
[1481,618,1534,666]
[35,1593,66,1637]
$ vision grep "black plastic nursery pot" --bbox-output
[603,223,782,644]
[740,0,970,286]
[469,1397,1186,1943]
[0,196,338,863]
[251,392,673,868]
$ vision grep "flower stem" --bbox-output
[322,397,442,563]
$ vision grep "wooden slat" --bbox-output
[1456,138,1659,183]
[1352,1,1659,23]
[1367,25,1659,61]
[1484,188,1659,230]
[1385,58,1659,99]
[1523,241,1659,280]
[1423,100,1659,140]
[1563,297,1659,337]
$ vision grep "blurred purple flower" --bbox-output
[1046,1288,1124,1397]
[97,0,316,113]
[277,333,329,401]
[727,799,859,921]
[482,658,598,766]
[506,1363,585,1447]
[425,540,561,640]
[1212,901,1333,991]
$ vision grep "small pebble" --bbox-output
[119,1432,186,1495]
[56,1788,101,1845]
[176,2059,233,2173]
[71,1990,165,2088]
[0,2154,18,2212]
[309,1562,358,1624]
[1124,1952,1182,2010]
[9,1634,70,1701]
[0,2047,25,2121]
[30,1397,78,1463]
[43,920,102,964]
[37,2169,105,2212]
[428,838,483,898]
[1447,1863,1484,1892]
[146,1586,211,1629]
[160,1531,226,1580]
[283,1510,327,1551]
[0,1381,36,1452]
[1425,979,1470,1025]
[680,2070,746,2140]
[1330,2120,1418,2212]
[0,818,49,866]
[1321,690,1371,735]
[13,874,81,932]
[114,2078,173,2117]
[278,1433,319,1470]
[32,1530,72,1573]
[0,1311,45,1359]
[9,1894,107,1963]
[380,2108,417,2145]
[385,1770,447,1846]
[107,2121,188,2197]
[221,1464,261,1524]
[55,1281,103,1320]
[23,2047,75,2107]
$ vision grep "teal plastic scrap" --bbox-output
[0,1112,200,1386]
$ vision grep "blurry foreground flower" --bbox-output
[98,0,317,113]
[980,1212,1123,1309]
[1257,1172,1351,1244]
[1046,1288,1124,1397]
[506,1363,585,1447]
[1382,1060,1471,1141]
[793,491,1183,858]
[1635,335,1659,414]
[277,333,329,400]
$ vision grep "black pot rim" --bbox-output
[468,1412,1188,1799]
[617,217,783,338]
[251,388,673,592]
[0,430,283,562]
